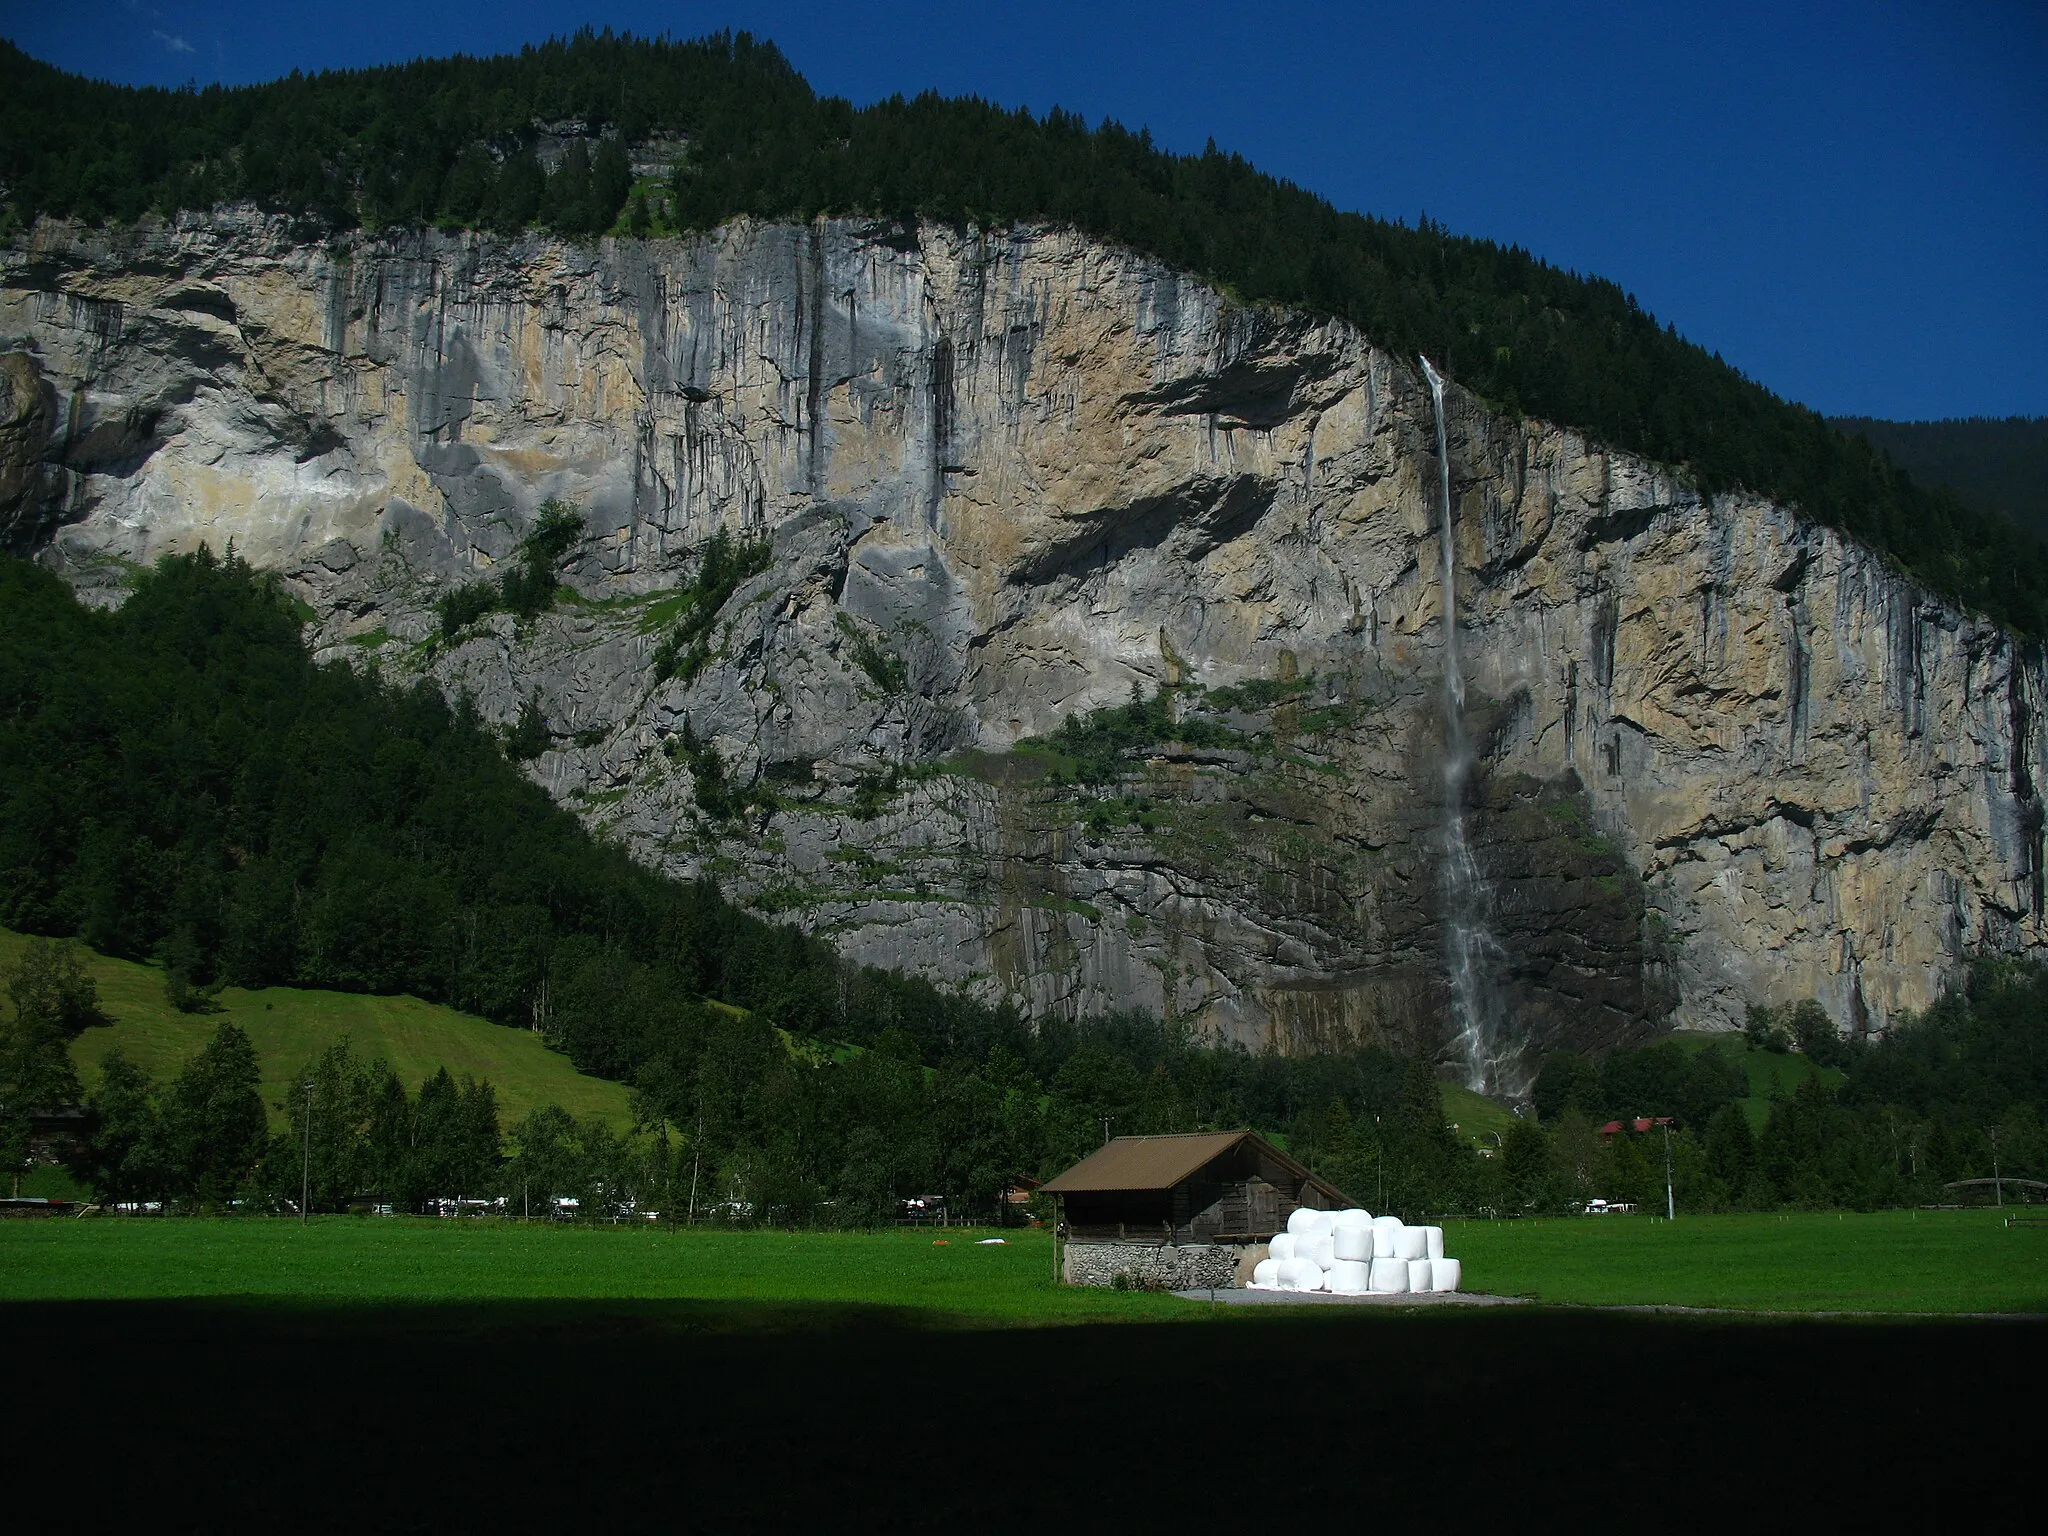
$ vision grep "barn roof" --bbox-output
[1040,1130,1347,1203]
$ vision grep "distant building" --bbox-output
[1597,1116,1675,1137]
[1041,1131,1350,1289]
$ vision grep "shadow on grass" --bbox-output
[8,1298,2040,1526]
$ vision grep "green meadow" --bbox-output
[1447,1208,2048,1314]
[0,1219,1177,1325]
[0,927,633,1131]
[3,1209,2040,1320]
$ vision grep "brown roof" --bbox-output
[1040,1132,1245,1194]
[1039,1130,1348,1204]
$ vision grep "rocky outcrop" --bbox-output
[4,210,2041,1060]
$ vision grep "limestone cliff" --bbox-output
[5,211,2041,1062]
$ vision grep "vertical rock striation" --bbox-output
[5,211,2041,1056]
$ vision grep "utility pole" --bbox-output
[299,1079,314,1228]
[1101,1115,1111,1148]
[1375,1115,1385,1211]
[1990,1128,2003,1209]
[1662,1122,1675,1221]
[687,1104,704,1226]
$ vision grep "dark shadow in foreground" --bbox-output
[9,1299,2037,1528]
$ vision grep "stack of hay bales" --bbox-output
[1248,1207,1462,1295]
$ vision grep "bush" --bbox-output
[652,528,772,685]
[437,581,498,638]
[437,501,586,636]
[505,696,551,762]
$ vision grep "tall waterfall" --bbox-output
[1421,359,1516,1096]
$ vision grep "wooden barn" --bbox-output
[1041,1131,1348,1247]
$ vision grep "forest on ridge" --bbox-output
[3,30,2045,632]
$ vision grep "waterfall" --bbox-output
[1421,358,1516,1096]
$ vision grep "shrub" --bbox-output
[437,581,498,637]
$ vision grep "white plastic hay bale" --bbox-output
[1424,1225,1445,1261]
[1371,1223,1398,1259]
[1331,1208,1374,1231]
[1395,1227,1430,1262]
[1333,1225,1374,1262]
[1288,1206,1334,1238]
[1300,1233,1337,1268]
[1407,1258,1433,1292]
[1430,1257,1462,1293]
[1268,1232,1297,1261]
[1371,1214,1403,1231]
[1328,1259,1370,1295]
[1251,1258,1283,1289]
[1281,1257,1327,1291]
[1369,1256,1409,1294]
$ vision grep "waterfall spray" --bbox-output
[1420,358,1516,1095]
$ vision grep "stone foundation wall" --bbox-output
[1062,1241,1263,1289]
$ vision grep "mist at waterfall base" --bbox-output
[1421,358,1520,1098]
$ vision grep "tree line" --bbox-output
[3,551,2041,1220]
[3,31,2044,632]
[21,937,2041,1222]
[1509,984,2048,1214]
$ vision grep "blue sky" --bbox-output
[11,1,2045,420]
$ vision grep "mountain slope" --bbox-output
[7,213,2037,1060]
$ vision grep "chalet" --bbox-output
[1041,1131,1350,1289]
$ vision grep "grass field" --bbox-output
[1447,1209,2048,1313]
[3,1209,2041,1318]
[0,926,633,1130]
[0,1219,1187,1325]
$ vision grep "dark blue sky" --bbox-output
[12,1,2045,420]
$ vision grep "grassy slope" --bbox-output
[1443,1083,1519,1150]
[1671,1030,1844,1130]
[1,928,633,1130]
[1,1210,2039,1317]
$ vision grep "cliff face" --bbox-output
[5,212,2042,1062]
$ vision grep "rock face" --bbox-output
[5,211,2043,1066]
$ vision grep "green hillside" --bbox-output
[1670,1031,1844,1132]
[1,927,633,1131]
[1442,1083,1519,1151]
[3,32,2044,632]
